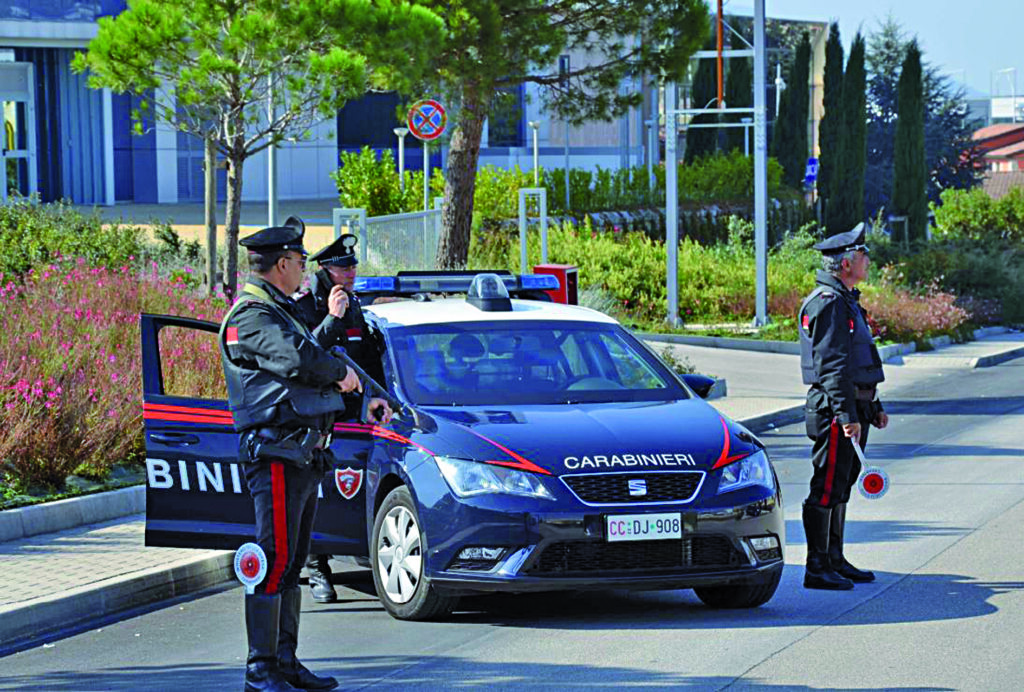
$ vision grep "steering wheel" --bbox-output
[565,376,624,391]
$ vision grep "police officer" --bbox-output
[293,226,386,602]
[220,223,391,691]
[798,223,889,591]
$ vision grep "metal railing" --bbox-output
[333,198,443,273]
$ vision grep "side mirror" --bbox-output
[681,373,716,399]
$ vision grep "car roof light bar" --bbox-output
[354,271,558,296]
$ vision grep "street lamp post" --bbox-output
[774,63,786,119]
[742,116,753,156]
[527,120,540,186]
[393,127,409,192]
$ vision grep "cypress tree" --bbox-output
[892,41,928,245]
[685,40,719,163]
[724,29,752,154]
[818,23,845,230]
[833,32,867,229]
[776,32,811,189]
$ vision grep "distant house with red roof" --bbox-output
[973,123,1024,172]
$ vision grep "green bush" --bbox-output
[932,186,1024,244]
[0,197,146,277]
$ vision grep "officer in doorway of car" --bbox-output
[798,222,889,590]
[220,223,391,692]
[293,224,386,603]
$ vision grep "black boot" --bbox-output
[278,588,339,691]
[306,554,338,604]
[802,504,854,591]
[244,593,299,692]
[829,503,875,583]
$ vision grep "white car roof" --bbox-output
[365,298,620,328]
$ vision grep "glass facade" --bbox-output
[0,1,124,22]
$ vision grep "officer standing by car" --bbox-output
[798,222,889,591]
[293,225,387,602]
[220,223,391,692]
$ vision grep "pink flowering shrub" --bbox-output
[861,266,971,345]
[0,259,226,489]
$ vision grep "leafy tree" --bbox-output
[724,29,751,154]
[892,41,928,244]
[73,0,443,299]
[413,0,709,269]
[685,39,720,164]
[832,32,866,229]
[865,17,980,218]
[818,22,844,230]
[771,32,810,189]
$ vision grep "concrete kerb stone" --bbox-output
[0,486,145,543]
[972,345,1024,368]
[0,550,234,655]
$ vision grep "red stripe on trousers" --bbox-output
[264,462,289,594]
[820,418,839,506]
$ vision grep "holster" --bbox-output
[243,427,327,469]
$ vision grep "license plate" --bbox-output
[605,512,682,542]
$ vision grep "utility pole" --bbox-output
[753,0,768,326]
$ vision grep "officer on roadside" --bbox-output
[798,222,889,591]
[292,225,386,603]
[220,223,391,692]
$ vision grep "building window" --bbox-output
[488,86,525,148]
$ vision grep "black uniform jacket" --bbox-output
[294,269,386,385]
[220,278,348,434]
[799,271,885,426]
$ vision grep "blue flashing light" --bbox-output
[355,277,397,292]
[520,274,559,291]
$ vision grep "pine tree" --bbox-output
[818,23,845,230]
[685,40,720,164]
[724,29,752,154]
[892,41,928,245]
[833,32,867,229]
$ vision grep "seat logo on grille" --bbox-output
[627,479,647,497]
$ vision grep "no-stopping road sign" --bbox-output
[407,99,447,141]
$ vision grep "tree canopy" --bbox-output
[74,0,443,298]
[831,32,866,230]
[818,22,844,231]
[413,0,710,268]
[892,41,929,245]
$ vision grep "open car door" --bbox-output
[141,313,372,556]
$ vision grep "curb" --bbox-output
[736,405,806,435]
[640,332,800,354]
[0,550,234,656]
[0,486,145,543]
[971,345,1024,368]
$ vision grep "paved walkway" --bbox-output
[1,331,1022,655]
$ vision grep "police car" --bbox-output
[142,272,783,620]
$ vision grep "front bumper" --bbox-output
[424,491,784,596]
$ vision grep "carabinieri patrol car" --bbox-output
[142,272,784,620]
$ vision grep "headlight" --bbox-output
[716,450,775,494]
[434,456,555,500]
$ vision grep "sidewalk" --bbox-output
[1,329,1022,655]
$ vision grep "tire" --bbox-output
[371,486,458,620]
[693,568,782,609]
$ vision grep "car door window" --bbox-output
[158,325,227,399]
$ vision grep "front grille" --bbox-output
[561,472,704,504]
[526,535,745,576]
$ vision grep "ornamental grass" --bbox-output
[0,259,226,490]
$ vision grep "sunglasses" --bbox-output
[283,256,307,269]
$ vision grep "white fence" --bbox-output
[333,199,443,273]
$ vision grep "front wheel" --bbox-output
[693,568,782,609]
[371,486,458,620]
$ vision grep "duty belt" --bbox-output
[253,427,332,450]
[855,387,876,402]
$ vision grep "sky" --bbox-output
[725,0,1021,97]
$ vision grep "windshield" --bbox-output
[387,321,688,406]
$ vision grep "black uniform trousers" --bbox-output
[244,459,321,595]
[805,393,877,508]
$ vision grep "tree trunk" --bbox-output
[224,151,245,302]
[204,136,218,297]
[438,92,486,269]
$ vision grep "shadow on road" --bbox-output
[783,518,972,545]
[0,657,958,691]
[447,567,1024,632]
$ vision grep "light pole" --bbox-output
[559,55,571,211]
[393,127,409,192]
[742,116,753,156]
[644,119,656,191]
[774,63,786,119]
[527,120,540,185]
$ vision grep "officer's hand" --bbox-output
[842,422,861,439]
[873,411,889,429]
[336,366,362,394]
[328,285,349,318]
[367,398,393,426]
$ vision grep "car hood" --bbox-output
[419,399,762,476]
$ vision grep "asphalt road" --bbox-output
[2,358,1023,691]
